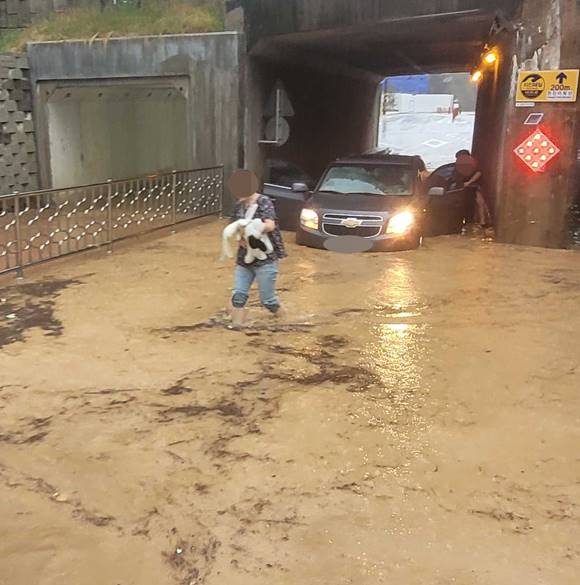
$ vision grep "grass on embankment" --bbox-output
[0,1,224,53]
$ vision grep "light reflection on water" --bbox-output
[357,259,432,467]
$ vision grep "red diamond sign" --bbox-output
[514,128,560,172]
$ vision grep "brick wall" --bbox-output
[0,54,38,195]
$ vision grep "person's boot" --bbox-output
[230,307,247,329]
[273,305,288,321]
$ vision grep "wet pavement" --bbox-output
[1,219,579,585]
[378,112,476,169]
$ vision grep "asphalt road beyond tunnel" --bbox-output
[1,219,579,585]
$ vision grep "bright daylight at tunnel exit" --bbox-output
[0,1,579,584]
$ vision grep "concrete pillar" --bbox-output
[471,32,517,225]
[496,0,579,248]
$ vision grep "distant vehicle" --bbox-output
[267,154,470,252]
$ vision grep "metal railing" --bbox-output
[0,166,223,277]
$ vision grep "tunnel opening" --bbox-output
[41,78,191,188]
[243,7,518,228]
[378,73,478,171]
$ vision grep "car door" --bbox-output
[263,160,314,231]
[423,163,470,236]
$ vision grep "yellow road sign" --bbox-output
[516,69,579,103]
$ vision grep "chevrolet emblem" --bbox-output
[341,217,362,228]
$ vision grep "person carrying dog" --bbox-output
[227,169,287,328]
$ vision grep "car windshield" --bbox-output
[318,164,413,195]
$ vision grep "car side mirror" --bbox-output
[291,182,309,193]
[428,187,445,197]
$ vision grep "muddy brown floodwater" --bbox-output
[1,219,579,585]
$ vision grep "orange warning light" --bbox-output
[483,50,498,65]
[471,70,483,83]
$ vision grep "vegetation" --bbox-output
[0,1,225,53]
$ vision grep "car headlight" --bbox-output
[300,208,319,230]
[386,211,414,235]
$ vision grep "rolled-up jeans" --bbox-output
[232,261,280,313]
[473,186,492,227]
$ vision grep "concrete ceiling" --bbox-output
[251,10,512,76]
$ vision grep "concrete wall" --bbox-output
[245,56,380,184]
[27,33,241,206]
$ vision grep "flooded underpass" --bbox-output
[1,219,579,585]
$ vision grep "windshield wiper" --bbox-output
[317,189,344,194]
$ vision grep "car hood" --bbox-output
[307,192,416,213]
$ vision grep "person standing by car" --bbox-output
[415,156,431,182]
[454,150,492,229]
[228,170,287,328]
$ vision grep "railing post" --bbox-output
[14,192,23,279]
[171,170,177,233]
[220,166,224,215]
[106,179,113,253]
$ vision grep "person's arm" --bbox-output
[230,204,247,247]
[258,197,278,233]
[262,219,276,233]
[465,171,482,187]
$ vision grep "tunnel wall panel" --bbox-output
[46,86,191,188]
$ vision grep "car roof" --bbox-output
[332,153,422,167]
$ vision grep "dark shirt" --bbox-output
[453,155,481,189]
[233,194,287,267]
[457,169,482,189]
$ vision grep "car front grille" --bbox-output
[322,224,382,238]
[321,213,384,238]
[323,213,383,222]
